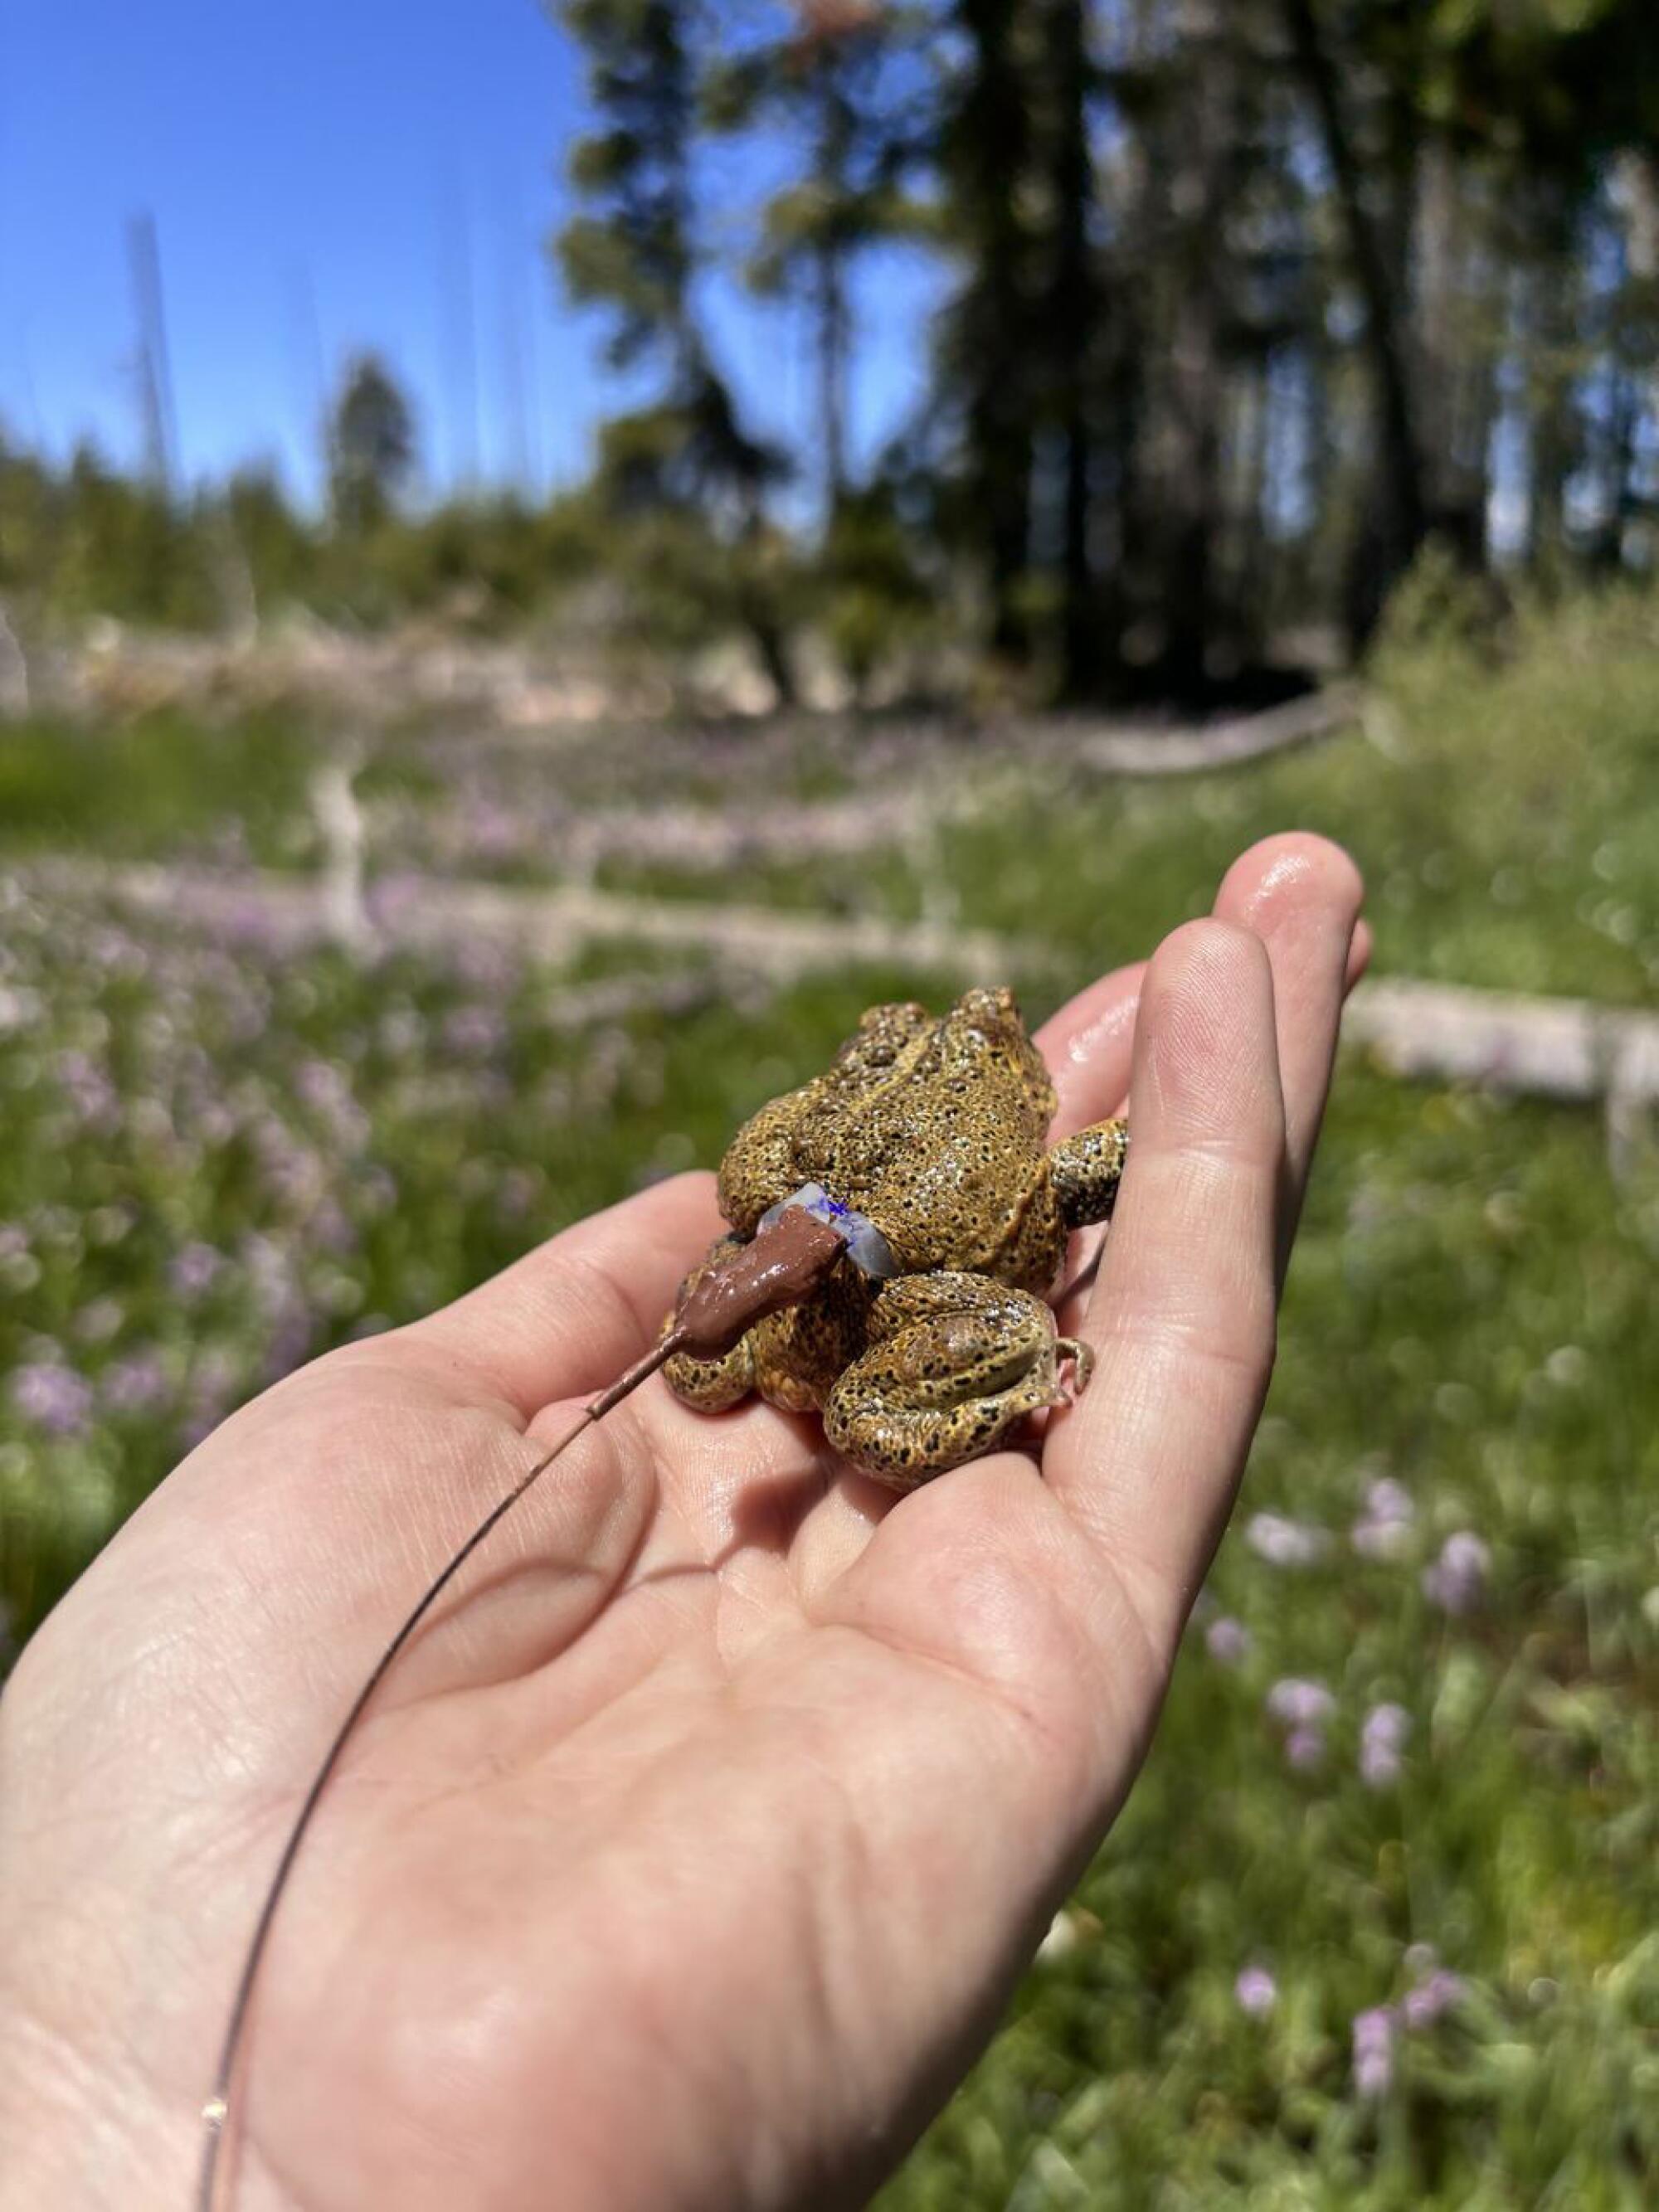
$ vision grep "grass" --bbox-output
[2,586,1657,2202]
[383,595,1659,1005]
[0,707,321,866]
[879,1067,1658,2210]
[926,610,1659,1004]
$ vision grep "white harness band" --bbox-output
[757,1183,898,1280]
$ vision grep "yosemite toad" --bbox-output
[664,988,1128,1487]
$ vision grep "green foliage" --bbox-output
[702,4,932,503]
[0,441,219,629]
[0,711,319,865]
[554,0,700,370]
[10,0,1659,702]
[327,354,416,537]
[223,467,319,618]
[1365,539,1509,659]
[814,483,937,697]
[884,1064,1659,2208]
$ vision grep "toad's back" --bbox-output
[756,989,1063,1282]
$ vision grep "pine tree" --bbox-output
[704,2,932,518]
[328,356,416,536]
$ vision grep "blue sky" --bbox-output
[0,0,938,506]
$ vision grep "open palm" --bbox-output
[0,835,1365,2212]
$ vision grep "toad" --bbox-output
[664,988,1128,1487]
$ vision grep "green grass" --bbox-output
[2,587,1658,2202]
[879,1069,1659,2210]
[374,593,1659,1007]
[925,606,1659,1003]
[0,707,321,866]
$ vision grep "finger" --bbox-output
[1046,920,1286,1653]
[1211,833,1364,1215]
[382,1172,725,1418]
[1348,918,1374,988]
[1039,840,1362,1331]
[1036,836,1364,1155]
[1034,962,1146,1136]
[1049,912,1369,1332]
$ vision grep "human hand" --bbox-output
[0,834,1366,2212]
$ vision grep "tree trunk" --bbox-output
[1233,362,1272,633]
[1412,130,1477,552]
[956,0,1035,662]
[1046,0,1101,698]
[817,236,849,517]
[1525,263,1575,567]
[1282,0,1428,630]
[1155,0,1232,698]
[1613,150,1659,566]
[742,581,798,707]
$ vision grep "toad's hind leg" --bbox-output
[1046,1116,1129,1228]
[662,1235,757,1411]
[823,1271,1090,1491]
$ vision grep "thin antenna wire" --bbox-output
[196,1334,682,2212]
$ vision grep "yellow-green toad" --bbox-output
[664,988,1128,1487]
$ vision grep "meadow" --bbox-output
[2,588,1656,2205]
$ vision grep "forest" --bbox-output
[4,0,1659,706]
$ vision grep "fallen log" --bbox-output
[1075,684,1364,775]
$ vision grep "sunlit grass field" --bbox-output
[2,592,1656,2204]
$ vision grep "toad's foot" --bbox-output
[1046,1116,1129,1229]
[823,1271,1080,1490]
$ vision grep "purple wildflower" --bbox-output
[169,1242,223,1298]
[180,1349,241,1448]
[463,798,524,863]
[1267,1678,1334,1772]
[1285,1724,1328,1770]
[11,1361,95,1436]
[101,1353,169,1415]
[263,1307,315,1383]
[454,936,518,992]
[1360,1701,1411,1787]
[296,1057,348,1112]
[1245,1512,1331,1568]
[1423,1531,1491,1616]
[1403,1967,1466,2030]
[1351,1477,1416,1561]
[1369,1477,1413,1520]
[56,1049,121,1132]
[1234,1965,1277,2016]
[1267,1678,1336,1728]
[1351,2005,1396,2099]
[308,1198,359,1255]
[241,1232,298,1315]
[442,1003,508,1057]
[197,1103,237,1145]
[1205,1615,1253,1666]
